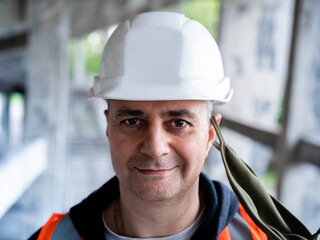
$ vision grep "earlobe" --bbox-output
[214,113,222,125]
[206,113,222,152]
[104,110,108,121]
[104,110,109,138]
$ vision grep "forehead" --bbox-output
[108,100,207,118]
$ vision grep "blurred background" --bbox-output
[0,0,319,239]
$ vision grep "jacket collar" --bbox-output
[69,173,239,239]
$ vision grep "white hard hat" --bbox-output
[89,11,233,104]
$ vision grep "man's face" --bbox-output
[105,100,215,202]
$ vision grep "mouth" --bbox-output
[135,167,175,176]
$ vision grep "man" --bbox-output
[29,11,273,240]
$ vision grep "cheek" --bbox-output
[174,133,209,165]
[108,132,139,170]
[109,143,131,180]
[108,133,128,163]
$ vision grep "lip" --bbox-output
[136,167,175,176]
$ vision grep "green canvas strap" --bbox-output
[210,116,319,240]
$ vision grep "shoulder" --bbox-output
[199,173,269,239]
[28,228,41,240]
[28,177,119,240]
[220,205,269,240]
[29,213,82,240]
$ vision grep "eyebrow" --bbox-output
[114,108,144,120]
[162,109,197,119]
[113,108,197,120]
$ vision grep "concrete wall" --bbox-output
[213,0,320,233]
[0,0,182,238]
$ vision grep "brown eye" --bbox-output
[124,118,139,125]
[174,120,187,128]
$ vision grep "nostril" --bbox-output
[140,130,170,159]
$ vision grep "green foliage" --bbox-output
[68,31,106,79]
[68,41,76,80]
[84,31,106,74]
[264,168,277,190]
[180,0,220,39]
[9,92,24,104]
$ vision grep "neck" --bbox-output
[104,179,203,238]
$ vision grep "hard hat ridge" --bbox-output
[130,11,189,30]
[89,11,233,104]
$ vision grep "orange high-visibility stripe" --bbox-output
[218,227,231,240]
[37,213,66,240]
[37,213,83,240]
[239,205,268,240]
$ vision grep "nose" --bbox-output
[140,123,170,159]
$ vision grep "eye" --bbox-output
[123,118,140,126]
[167,119,191,135]
[173,119,187,128]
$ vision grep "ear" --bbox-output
[104,109,109,137]
[206,113,222,155]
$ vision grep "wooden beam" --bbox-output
[276,0,301,198]
[69,0,183,38]
[0,47,26,89]
[220,116,279,149]
[294,139,320,167]
[0,32,28,51]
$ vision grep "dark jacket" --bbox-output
[29,172,268,239]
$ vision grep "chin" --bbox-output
[128,180,182,202]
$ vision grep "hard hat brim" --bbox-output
[89,76,233,105]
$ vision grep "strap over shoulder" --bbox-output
[210,116,319,240]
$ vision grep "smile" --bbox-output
[135,167,175,176]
